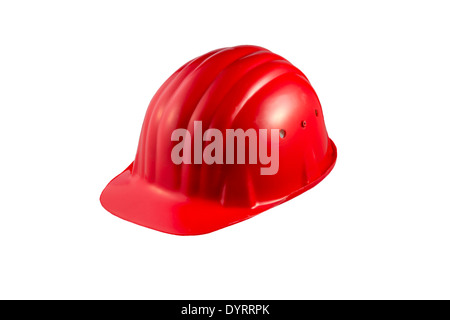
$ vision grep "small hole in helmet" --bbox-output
[315,109,319,117]
[301,120,307,128]
[279,129,286,138]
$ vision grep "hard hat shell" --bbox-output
[100,45,337,235]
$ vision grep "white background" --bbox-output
[1,1,449,300]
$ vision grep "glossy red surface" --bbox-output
[100,45,337,235]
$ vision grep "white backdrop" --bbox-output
[1,1,449,299]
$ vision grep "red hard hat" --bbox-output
[100,45,337,235]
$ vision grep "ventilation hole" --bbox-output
[315,109,319,117]
[279,129,286,138]
[301,120,307,128]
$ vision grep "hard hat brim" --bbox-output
[100,139,337,236]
